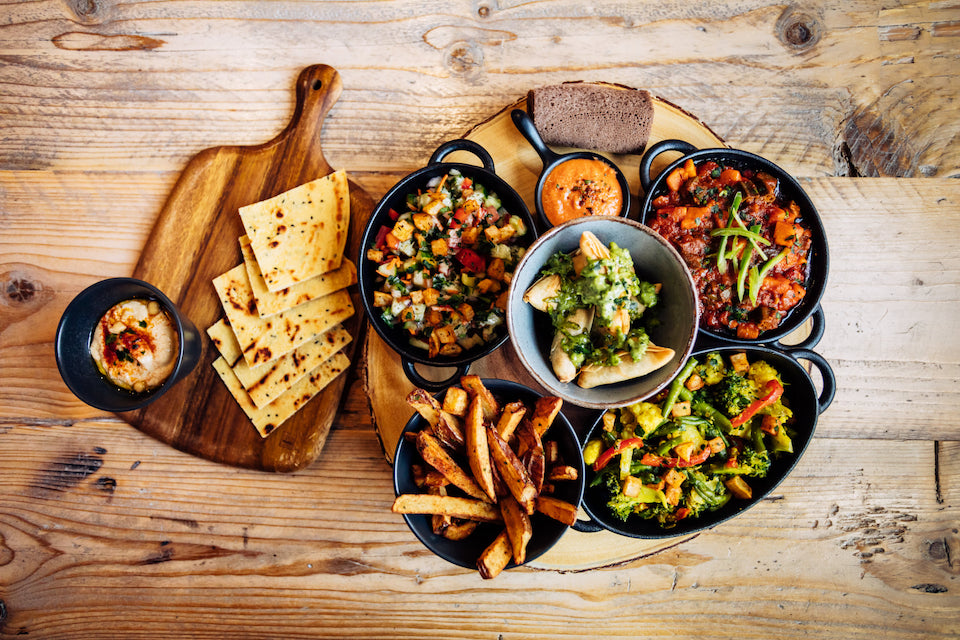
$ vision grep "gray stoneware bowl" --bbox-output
[55,277,202,412]
[506,216,699,409]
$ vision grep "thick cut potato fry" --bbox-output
[547,465,579,482]
[460,375,499,420]
[407,388,465,450]
[429,485,452,534]
[392,494,503,522]
[477,530,513,579]
[442,519,479,540]
[465,396,497,501]
[514,420,545,491]
[531,396,563,437]
[496,401,527,440]
[499,494,533,564]
[442,386,469,417]
[416,431,492,502]
[535,495,578,526]
[487,426,538,514]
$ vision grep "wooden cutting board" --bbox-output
[362,87,726,569]
[128,64,373,473]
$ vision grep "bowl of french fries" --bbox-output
[392,376,585,578]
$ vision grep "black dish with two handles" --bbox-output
[574,342,836,539]
[357,139,538,392]
[638,139,829,348]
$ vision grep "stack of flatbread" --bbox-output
[207,170,356,437]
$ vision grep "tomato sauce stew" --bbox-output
[648,159,812,340]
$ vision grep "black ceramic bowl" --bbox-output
[393,379,586,570]
[54,278,203,411]
[638,139,829,347]
[358,139,537,392]
[575,343,835,538]
[512,109,631,231]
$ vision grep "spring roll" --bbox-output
[576,344,675,389]
[550,307,593,383]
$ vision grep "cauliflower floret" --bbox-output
[623,401,664,437]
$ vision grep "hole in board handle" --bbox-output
[312,79,323,91]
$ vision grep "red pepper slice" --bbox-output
[593,438,644,472]
[729,379,784,429]
[373,225,391,250]
[456,247,486,273]
[639,452,665,467]
[675,507,691,520]
[675,447,710,468]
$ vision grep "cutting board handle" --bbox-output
[268,64,343,180]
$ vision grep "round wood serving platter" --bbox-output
[128,65,374,473]
[362,87,726,571]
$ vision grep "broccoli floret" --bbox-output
[748,360,781,387]
[607,493,648,521]
[713,373,758,417]
[685,469,732,512]
[697,351,726,386]
[736,448,771,477]
[622,401,664,437]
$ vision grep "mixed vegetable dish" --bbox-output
[648,159,812,340]
[583,350,796,528]
[367,170,529,358]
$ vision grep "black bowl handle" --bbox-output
[783,347,836,414]
[401,357,470,393]
[774,305,825,351]
[639,139,698,192]
[428,139,496,173]
[511,109,561,167]
[572,516,604,534]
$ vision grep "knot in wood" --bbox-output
[70,0,109,24]
[776,6,822,51]
[5,278,36,303]
[444,41,484,80]
[478,4,491,19]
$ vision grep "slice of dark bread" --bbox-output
[527,83,654,154]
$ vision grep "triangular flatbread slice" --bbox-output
[234,324,352,408]
[206,318,241,367]
[212,263,354,367]
[239,170,350,292]
[212,351,350,437]
[239,235,356,318]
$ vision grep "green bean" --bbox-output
[661,357,698,420]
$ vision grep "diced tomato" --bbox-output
[374,225,391,250]
[461,178,472,189]
[388,208,400,221]
[456,247,486,273]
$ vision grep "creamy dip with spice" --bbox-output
[89,299,178,392]
[541,157,623,225]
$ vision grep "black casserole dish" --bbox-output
[576,343,835,539]
[638,140,828,346]
[393,379,585,570]
[358,139,537,391]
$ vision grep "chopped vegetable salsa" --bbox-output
[367,170,529,357]
[583,351,795,528]
[648,159,812,340]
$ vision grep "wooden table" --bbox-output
[1,2,958,637]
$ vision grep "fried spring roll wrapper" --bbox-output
[477,530,513,579]
[522,273,561,312]
[551,307,593,383]
[416,431,492,502]
[392,494,503,522]
[576,344,676,389]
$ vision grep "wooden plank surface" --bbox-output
[2,0,959,637]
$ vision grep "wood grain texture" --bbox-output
[2,0,960,637]
[126,64,374,472]
[0,413,956,638]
